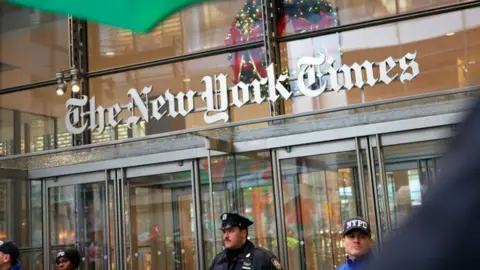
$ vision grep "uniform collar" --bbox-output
[237,240,255,259]
[346,252,371,266]
[219,240,255,263]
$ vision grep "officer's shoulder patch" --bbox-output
[271,258,282,270]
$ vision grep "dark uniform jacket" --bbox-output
[209,240,283,270]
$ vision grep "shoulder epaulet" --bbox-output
[253,247,283,270]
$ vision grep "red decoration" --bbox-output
[150,224,162,238]
[225,0,337,92]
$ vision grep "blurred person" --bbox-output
[367,98,480,270]
[209,212,284,270]
[0,240,20,270]
[56,248,81,270]
[336,217,373,270]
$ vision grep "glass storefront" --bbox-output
[281,7,480,114]
[1,6,479,153]
[0,0,479,269]
[0,124,453,270]
[87,0,264,70]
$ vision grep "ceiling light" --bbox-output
[72,83,81,93]
[56,72,66,96]
[105,51,115,56]
[56,87,65,96]
[70,68,81,93]
[445,32,455,36]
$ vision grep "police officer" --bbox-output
[209,212,283,270]
[0,240,20,270]
[55,248,81,270]
[336,217,373,270]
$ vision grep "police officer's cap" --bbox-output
[342,216,371,237]
[220,212,253,230]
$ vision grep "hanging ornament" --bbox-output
[224,0,339,95]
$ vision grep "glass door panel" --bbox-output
[199,151,277,267]
[126,170,195,270]
[201,189,232,263]
[238,185,275,250]
[377,139,447,231]
[279,149,364,270]
[47,176,113,270]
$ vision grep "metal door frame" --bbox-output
[43,170,109,270]
[110,160,201,270]
[272,124,454,268]
[366,125,453,244]
[274,138,368,270]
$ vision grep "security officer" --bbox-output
[336,217,373,270]
[209,212,283,270]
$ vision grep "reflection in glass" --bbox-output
[0,3,68,89]
[378,140,446,231]
[0,109,14,156]
[200,151,277,268]
[0,179,42,248]
[281,7,480,114]
[0,86,74,156]
[126,171,195,270]
[49,183,112,269]
[280,151,366,270]
[19,251,43,270]
[88,0,264,70]
[278,0,468,36]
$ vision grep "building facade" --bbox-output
[0,0,479,269]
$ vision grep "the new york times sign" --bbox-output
[65,52,419,135]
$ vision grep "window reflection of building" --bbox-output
[377,140,444,233]
[0,2,68,89]
[126,172,196,270]
[88,0,249,70]
[51,188,76,245]
[282,7,480,115]
[200,151,277,267]
[281,152,361,270]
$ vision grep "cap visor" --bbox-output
[342,228,370,237]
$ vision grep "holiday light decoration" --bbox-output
[224,0,338,95]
